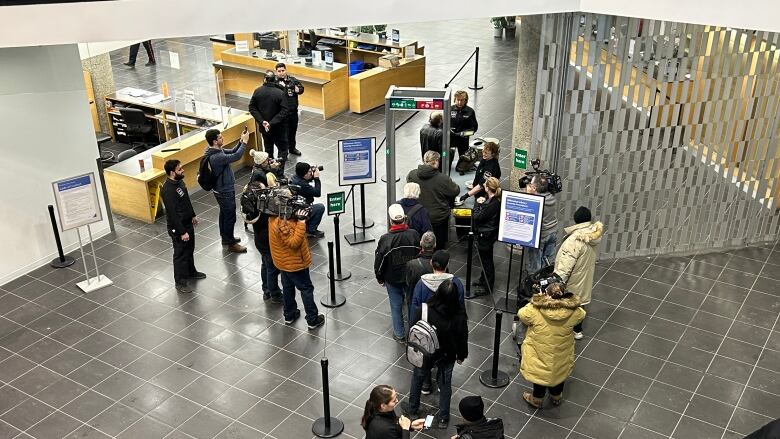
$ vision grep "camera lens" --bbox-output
[312,165,324,171]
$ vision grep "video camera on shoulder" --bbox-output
[518,158,563,194]
[241,181,312,221]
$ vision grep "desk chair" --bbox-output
[119,108,153,151]
[116,149,138,162]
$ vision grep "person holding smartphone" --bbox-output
[361,385,426,438]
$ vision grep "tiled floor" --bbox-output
[2,18,779,439]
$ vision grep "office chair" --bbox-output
[116,149,138,162]
[119,108,153,151]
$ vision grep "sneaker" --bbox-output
[227,243,247,253]
[270,295,283,304]
[289,148,302,156]
[392,334,406,344]
[175,283,193,294]
[574,331,584,340]
[437,418,449,429]
[284,311,301,325]
[145,61,156,66]
[307,314,325,330]
[123,61,135,67]
[421,385,431,395]
[188,271,207,280]
[307,230,325,238]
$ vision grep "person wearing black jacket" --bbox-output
[450,90,478,161]
[361,385,425,439]
[245,173,282,304]
[375,204,421,341]
[160,160,206,294]
[470,177,501,297]
[275,63,304,156]
[419,111,443,161]
[407,280,469,429]
[453,395,505,439]
[407,151,460,250]
[248,71,290,163]
[290,162,325,238]
[404,231,436,319]
[459,141,501,203]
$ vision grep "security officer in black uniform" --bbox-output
[248,71,290,165]
[450,90,478,164]
[276,62,304,156]
[160,159,206,294]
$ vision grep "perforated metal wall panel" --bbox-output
[532,13,780,259]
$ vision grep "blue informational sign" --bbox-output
[497,191,545,248]
[51,172,102,231]
[338,137,376,186]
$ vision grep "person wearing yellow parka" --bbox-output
[518,282,585,409]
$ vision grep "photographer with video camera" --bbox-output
[519,159,562,280]
[243,172,283,304]
[291,162,326,238]
[269,191,325,330]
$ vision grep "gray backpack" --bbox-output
[407,303,440,369]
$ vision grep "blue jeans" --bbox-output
[385,282,406,338]
[307,203,325,233]
[525,232,557,277]
[261,252,281,297]
[214,191,237,244]
[280,268,320,325]
[409,361,455,420]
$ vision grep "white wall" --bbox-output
[0,44,111,285]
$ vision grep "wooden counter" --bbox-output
[104,113,257,223]
[300,29,424,65]
[215,48,349,119]
[349,55,426,113]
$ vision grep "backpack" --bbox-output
[456,147,479,173]
[240,182,264,221]
[407,303,440,369]
[197,155,218,191]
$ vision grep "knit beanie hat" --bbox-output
[459,396,484,422]
[249,149,269,165]
[295,162,311,178]
[573,206,592,224]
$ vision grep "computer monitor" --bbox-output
[259,37,281,59]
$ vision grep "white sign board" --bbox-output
[169,51,180,69]
[235,40,249,53]
[497,191,545,248]
[52,173,102,231]
[338,137,376,186]
[404,45,415,59]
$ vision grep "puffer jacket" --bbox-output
[554,221,604,305]
[268,217,311,272]
[406,164,460,224]
[518,293,585,387]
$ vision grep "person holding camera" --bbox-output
[291,162,325,238]
[275,62,304,156]
[407,151,460,250]
[244,173,283,304]
[248,71,290,165]
[523,175,558,278]
[470,177,501,297]
[269,197,325,330]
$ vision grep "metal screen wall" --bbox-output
[532,13,780,259]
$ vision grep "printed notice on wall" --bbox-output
[338,137,376,186]
[52,173,102,231]
[497,191,544,248]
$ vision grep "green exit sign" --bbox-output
[514,148,528,169]
[327,191,345,215]
[389,98,416,109]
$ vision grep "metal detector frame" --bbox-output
[384,86,451,212]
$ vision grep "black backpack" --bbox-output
[197,155,218,191]
[456,147,479,173]
[457,418,505,439]
[240,182,264,221]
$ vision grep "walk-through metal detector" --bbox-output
[384,86,451,212]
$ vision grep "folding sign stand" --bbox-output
[384,87,451,213]
[75,224,113,293]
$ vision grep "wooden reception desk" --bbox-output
[214,48,349,119]
[349,55,426,113]
[104,113,257,223]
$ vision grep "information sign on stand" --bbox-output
[498,191,545,248]
[338,137,376,186]
[327,192,345,216]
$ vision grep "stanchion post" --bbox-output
[479,311,510,388]
[312,358,344,437]
[321,242,346,308]
[469,47,484,90]
[330,214,351,281]
[355,183,374,229]
[465,231,474,297]
[48,205,75,268]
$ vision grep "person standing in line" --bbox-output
[470,177,501,297]
[374,204,421,342]
[361,385,425,439]
[404,231,436,321]
[268,199,325,330]
[124,40,156,67]
[397,182,432,235]
[518,282,585,408]
[407,280,469,429]
[248,71,290,166]
[524,175,558,277]
[275,62,304,156]
[160,160,206,294]
[458,141,501,203]
[419,111,443,162]
[554,206,603,339]
[407,151,460,250]
[450,90,478,164]
[203,128,249,253]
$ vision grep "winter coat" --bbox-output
[553,221,604,305]
[248,83,289,130]
[364,411,410,439]
[518,293,585,387]
[203,142,246,193]
[419,123,443,158]
[398,198,432,235]
[268,217,311,272]
[455,418,505,439]
[404,251,433,297]
[374,225,421,285]
[412,300,469,363]
[406,164,460,224]
[411,272,465,315]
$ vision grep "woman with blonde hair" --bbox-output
[469,177,501,296]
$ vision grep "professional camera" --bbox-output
[311,165,324,172]
[518,159,563,194]
[241,182,312,222]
